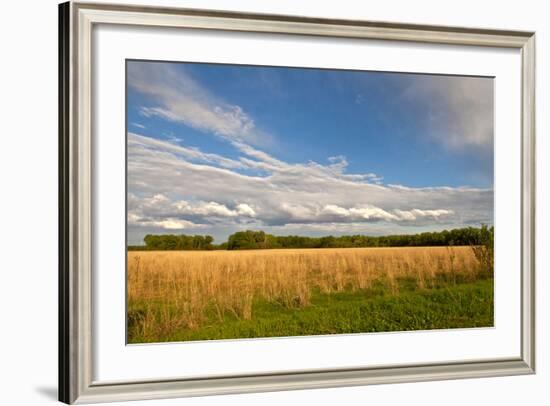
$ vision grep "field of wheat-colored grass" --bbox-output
[128,246,489,342]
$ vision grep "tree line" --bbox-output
[128,225,494,251]
[129,234,214,251]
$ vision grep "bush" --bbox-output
[470,225,494,276]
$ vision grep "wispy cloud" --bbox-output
[128,61,271,147]
[131,122,146,129]
[130,132,247,170]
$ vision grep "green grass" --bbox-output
[128,278,493,343]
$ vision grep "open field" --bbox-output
[127,246,493,343]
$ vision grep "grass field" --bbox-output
[127,246,493,343]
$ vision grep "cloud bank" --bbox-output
[128,133,492,243]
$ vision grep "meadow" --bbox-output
[127,246,493,343]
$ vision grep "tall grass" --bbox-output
[127,246,489,342]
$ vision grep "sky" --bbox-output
[126,60,494,245]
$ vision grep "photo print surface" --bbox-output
[126,60,494,344]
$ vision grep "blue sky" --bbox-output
[126,60,494,244]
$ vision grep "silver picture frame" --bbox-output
[59,1,536,403]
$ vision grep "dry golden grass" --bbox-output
[128,246,483,340]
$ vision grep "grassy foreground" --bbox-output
[128,247,493,343]
[128,275,493,343]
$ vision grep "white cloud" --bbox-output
[410,208,454,218]
[128,61,270,147]
[402,75,494,150]
[317,205,454,223]
[236,203,256,217]
[322,204,350,217]
[129,132,247,170]
[128,191,257,234]
[128,211,205,230]
[153,219,203,230]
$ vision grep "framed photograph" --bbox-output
[59,1,535,403]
